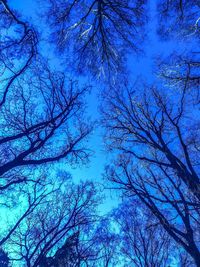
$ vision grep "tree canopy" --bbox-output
[0,0,199,266]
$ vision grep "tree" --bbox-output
[0,249,10,267]
[0,61,92,179]
[112,199,172,267]
[91,217,121,267]
[38,231,81,267]
[46,0,147,77]
[157,0,200,39]
[103,83,200,265]
[157,52,200,104]
[38,230,103,267]
[0,0,93,254]
[0,1,92,188]
[8,178,100,267]
[0,60,92,247]
[0,177,59,247]
[1,0,200,266]
[0,0,37,107]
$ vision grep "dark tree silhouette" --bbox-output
[0,1,93,256]
[0,1,92,189]
[8,179,100,267]
[112,199,172,267]
[0,62,92,181]
[103,84,200,265]
[1,0,200,266]
[38,230,105,267]
[157,0,200,39]
[0,0,37,107]
[0,249,9,267]
[38,231,80,267]
[46,0,147,77]
[158,52,200,103]
[0,56,93,243]
[0,178,60,247]
[91,218,120,266]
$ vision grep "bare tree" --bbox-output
[157,52,200,103]
[0,1,93,188]
[38,231,82,267]
[103,84,200,265]
[112,199,172,267]
[0,178,59,248]
[8,178,100,267]
[0,1,94,255]
[91,217,121,267]
[0,61,92,188]
[0,0,37,107]
[38,229,107,267]
[157,0,200,39]
[46,0,147,78]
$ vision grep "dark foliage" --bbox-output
[0,249,10,267]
